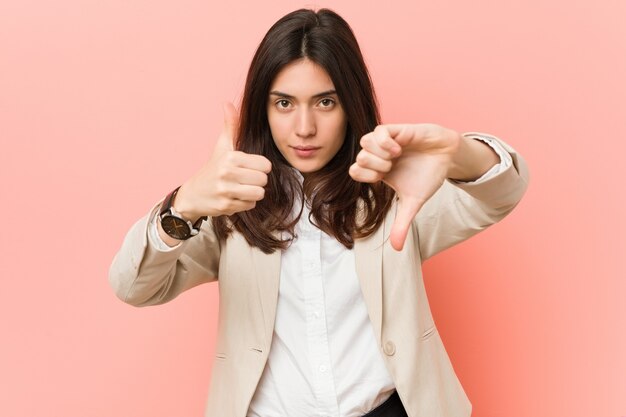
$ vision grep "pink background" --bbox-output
[1,0,624,416]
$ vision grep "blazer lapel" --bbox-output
[354,203,390,344]
[254,237,282,351]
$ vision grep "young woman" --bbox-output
[110,8,529,417]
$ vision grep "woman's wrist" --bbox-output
[156,216,185,247]
[447,135,500,182]
[172,182,203,223]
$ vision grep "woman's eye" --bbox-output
[319,98,335,108]
[277,99,291,109]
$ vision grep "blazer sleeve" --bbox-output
[108,201,221,307]
[414,133,530,261]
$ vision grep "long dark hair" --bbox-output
[212,8,395,253]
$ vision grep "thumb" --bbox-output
[389,195,424,251]
[220,101,239,151]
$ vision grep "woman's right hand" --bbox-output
[173,102,272,221]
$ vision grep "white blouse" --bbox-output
[248,197,395,417]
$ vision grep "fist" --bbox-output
[174,103,272,219]
[350,124,460,251]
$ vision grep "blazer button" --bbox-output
[383,341,396,356]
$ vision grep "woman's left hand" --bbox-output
[349,123,496,251]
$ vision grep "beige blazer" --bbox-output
[109,135,529,417]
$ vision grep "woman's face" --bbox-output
[267,58,348,176]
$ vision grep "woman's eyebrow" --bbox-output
[269,89,337,99]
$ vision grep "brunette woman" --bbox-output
[110,8,529,417]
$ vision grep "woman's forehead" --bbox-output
[269,59,336,99]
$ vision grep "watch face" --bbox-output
[161,216,191,240]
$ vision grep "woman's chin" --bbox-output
[288,160,324,175]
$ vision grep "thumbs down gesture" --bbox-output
[349,124,499,251]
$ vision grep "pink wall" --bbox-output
[1,0,624,416]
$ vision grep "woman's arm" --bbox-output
[349,124,529,252]
[108,202,221,307]
[108,103,272,306]
[413,133,529,260]
[447,133,500,181]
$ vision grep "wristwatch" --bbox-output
[159,186,207,240]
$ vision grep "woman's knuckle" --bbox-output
[215,182,227,196]
[225,152,239,165]
[217,167,230,181]
[258,172,268,186]
[216,200,229,212]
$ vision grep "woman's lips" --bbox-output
[291,146,320,158]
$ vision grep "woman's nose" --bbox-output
[295,108,316,138]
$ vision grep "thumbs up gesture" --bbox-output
[173,103,272,221]
[349,124,469,251]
